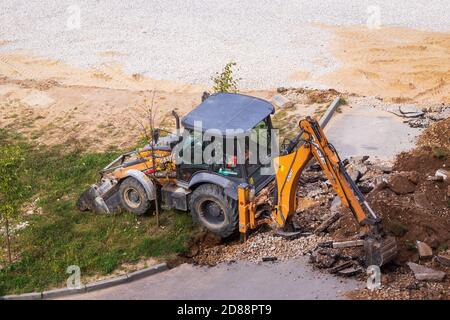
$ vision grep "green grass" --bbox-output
[0,129,195,295]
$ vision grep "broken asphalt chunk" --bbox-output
[314,212,340,234]
[416,241,433,259]
[336,266,362,277]
[435,253,450,267]
[262,256,278,262]
[407,262,445,282]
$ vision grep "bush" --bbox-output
[211,62,240,93]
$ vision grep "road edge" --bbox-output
[0,262,169,300]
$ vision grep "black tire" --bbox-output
[119,177,151,215]
[189,184,238,238]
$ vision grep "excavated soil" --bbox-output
[329,118,450,264]
[372,124,450,262]
[345,119,450,299]
[418,117,450,151]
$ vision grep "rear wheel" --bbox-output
[119,177,151,215]
[189,184,238,238]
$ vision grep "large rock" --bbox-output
[416,241,433,259]
[436,253,450,267]
[387,173,417,195]
[358,181,374,194]
[347,168,361,183]
[407,262,446,282]
[348,155,369,165]
[435,169,449,181]
[413,192,432,209]
[330,196,342,212]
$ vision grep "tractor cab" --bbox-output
[178,93,276,193]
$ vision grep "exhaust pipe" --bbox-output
[172,110,180,136]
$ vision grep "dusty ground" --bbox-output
[0,53,278,151]
[1,25,449,151]
[320,26,450,104]
[0,53,200,151]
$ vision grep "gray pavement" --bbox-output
[325,102,422,160]
[65,258,362,300]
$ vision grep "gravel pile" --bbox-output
[1,1,449,89]
[193,232,331,265]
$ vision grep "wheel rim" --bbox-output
[123,187,142,209]
[198,199,226,227]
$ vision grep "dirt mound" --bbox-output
[417,117,450,151]
[367,119,450,263]
[277,87,340,105]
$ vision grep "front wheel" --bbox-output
[189,184,238,238]
[119,177,151,215]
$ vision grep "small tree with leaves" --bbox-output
[211,62,240,93]
[0,144,25,264]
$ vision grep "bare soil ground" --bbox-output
[0,53,205,151]
[0,53,277,152]
[320,26,450,104]
[343,120,450,299]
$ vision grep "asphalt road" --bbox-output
[65,258,361,300]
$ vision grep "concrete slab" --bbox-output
[324,104,422,160]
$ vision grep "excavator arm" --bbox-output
[238,117,397,266]
[275,117,380,232]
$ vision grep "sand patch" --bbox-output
[319,26,450,104]
[21,90,54,107]
[0,52,274,151]
[289,70,311,81]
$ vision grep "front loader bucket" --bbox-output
[76,186,110,214]
[364,236,397,267]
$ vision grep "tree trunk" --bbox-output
[5,216,12,264]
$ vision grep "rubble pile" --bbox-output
[192,231,331,265]
[388,104,450,129]
[345,118,450,299]
[348,265,450,300]
[418,117,450,150]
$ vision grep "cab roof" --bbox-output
[181,93,274,136]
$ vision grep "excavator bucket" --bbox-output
[364,236,398,267]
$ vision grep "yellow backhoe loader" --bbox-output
[78,93,397,266]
